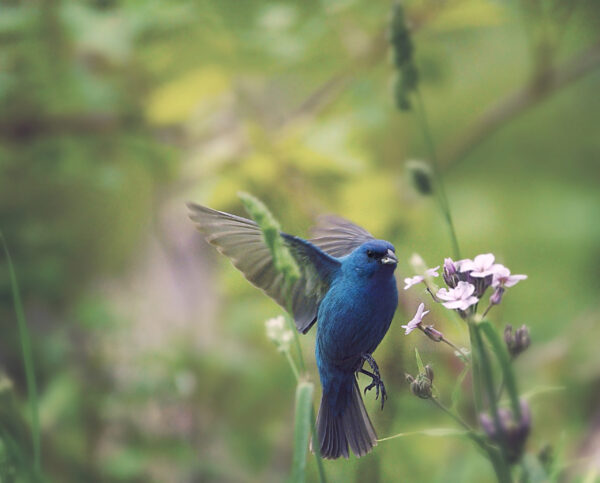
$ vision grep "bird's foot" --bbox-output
[359,354,387,410]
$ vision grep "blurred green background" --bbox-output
[1,0,599,481]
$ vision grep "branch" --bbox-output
[440,40,600,169]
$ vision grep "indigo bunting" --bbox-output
[188,204,398,459]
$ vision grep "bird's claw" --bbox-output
[359,354,387,410]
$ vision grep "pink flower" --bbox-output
[459,253,501,278]
[425,266,440,278]
[401,303,429,334]
[404,275,424,290]
[436,281,479,310]
[403,266,439,290]
[492,266,527,288]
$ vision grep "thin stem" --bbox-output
[284,350,300,382]
[482,303,494,318]
[468,322,483,413]
[425,285,441,303]
[285,302,306,374]
[1,233,41,473]
[440,337,470,362]
[430,397,473,432]
[496,378,505,402]
[414,88,461,259]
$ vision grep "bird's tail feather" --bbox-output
[312,380,377,459]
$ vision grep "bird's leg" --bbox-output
[359,354,387,409]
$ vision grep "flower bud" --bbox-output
[406,159,433,196]
[423,325,444,342]
[425,364,434,383]
[479,400,531,463]
[504,324,531,358]
[389,3,414,68]
[443,258,459,288]
[490,286,505,306]
[407,371,433,399]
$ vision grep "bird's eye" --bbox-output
[366,250,374,258]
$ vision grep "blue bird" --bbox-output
[188,204,398,459]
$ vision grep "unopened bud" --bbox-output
[425,364,434,382]
[389,3,414,68]
[442,258,459,288]
[490,286,505,305]
[479,400,531,463]
[407,371,432,399]
[406,160,433,195]
[423,325,444,342]
[504,324,531,358]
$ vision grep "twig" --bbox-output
[440,39,600,169]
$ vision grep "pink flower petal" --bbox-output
[404,275,424,290]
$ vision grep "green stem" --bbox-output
[440,336,470,362]
[311,405,327,483]
[430,398,473,432]
[0,233,41,473]
[414,88,461,259]
[468,322,483,413]
[472,323,511,474]
[284,350,300,382]
[285,299,306,374]
[430,398,510,483]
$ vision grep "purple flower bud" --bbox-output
[443,258,459,288]
[479,400,531,463]
[423,325,444,342]
[504,324,531,357]
[490,286,505,306]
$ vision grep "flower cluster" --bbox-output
[265,315,294,352]
[403,253,527,330]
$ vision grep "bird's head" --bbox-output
[347,240,398,275]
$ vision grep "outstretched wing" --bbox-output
[187,203,340,334]
[310,215,375,257]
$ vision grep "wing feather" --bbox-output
[188,203,340,333]
[310,215,375,257]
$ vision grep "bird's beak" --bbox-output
[380,249,398,265]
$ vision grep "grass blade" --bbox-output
[0,233,41,473]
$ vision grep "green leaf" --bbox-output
[290,381,314,483]
[378,427,470,442]
[414,347,426,374]
[479,320,521,420]
[0,233,41,475]
[520,385,564,403]
[521,454,550,483]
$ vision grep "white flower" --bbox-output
[436,281,479,310]
[401,303,430,335]
[265,315,293,351]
